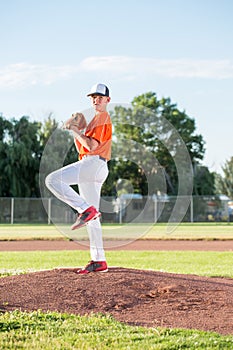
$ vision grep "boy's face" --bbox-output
[90,94,111,112]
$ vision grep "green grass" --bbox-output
[0,222,233,241]
[1,250,233,278]
[0,224,64,240]
[0,311,232,350]
[145,222,233,240]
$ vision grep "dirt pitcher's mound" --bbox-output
[0,268,232,335]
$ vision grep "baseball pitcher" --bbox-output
[46,83,112,274]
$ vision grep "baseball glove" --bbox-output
[63,112,87,130]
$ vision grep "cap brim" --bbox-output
[87,92,107,97]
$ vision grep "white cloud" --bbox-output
[0,56,233,89]
[0,63,78,88]
[81,56,233,79]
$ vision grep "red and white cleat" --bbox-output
[77,260,108,275]
[71,206,101,230]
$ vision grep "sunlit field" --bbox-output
[0,222,233,241]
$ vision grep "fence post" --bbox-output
[48,198,51,225]
[11,198,14,224]
[190,196,193,222]
[154,198,158,222]
[119,198,122,224]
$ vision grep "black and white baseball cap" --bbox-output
[87,83,110,97]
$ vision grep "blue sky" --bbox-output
[1,0,233,174]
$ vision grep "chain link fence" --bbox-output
[0,195,232,224]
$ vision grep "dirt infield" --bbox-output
[1,240,233,336]
[0,239,232,251]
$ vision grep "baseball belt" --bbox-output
[82,155,107,162]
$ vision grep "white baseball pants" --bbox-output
[45,155,109,261]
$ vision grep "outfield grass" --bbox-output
[1,250,233,278]
[0,222,233,241]
[0,224,64,241]
[0,311,232,350]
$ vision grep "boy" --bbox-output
[46,83,112,274]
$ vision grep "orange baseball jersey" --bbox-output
[75,111,112,161]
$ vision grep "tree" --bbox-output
[108,92,206,196]
[0,116,13,196]
[215,157,233,198]
[0,114,77,198]
[102,159,147,196]
[193,164,215,195]
[0,116,42,197]
[39,114,77,197]
[39,114,77,167]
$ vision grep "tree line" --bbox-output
[0,92,232,198]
